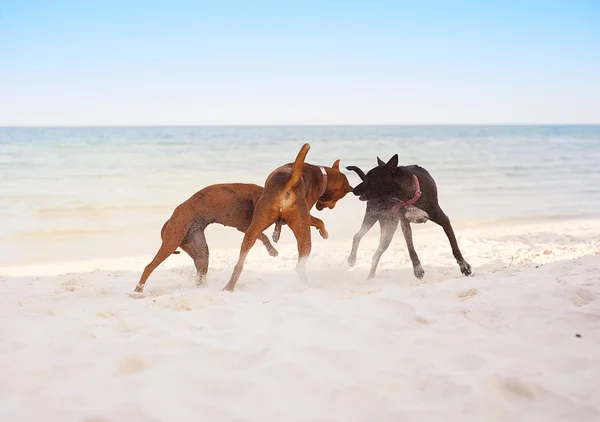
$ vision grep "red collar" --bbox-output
[391,175,421,213]
[319,166,328,198]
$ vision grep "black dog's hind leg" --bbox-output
[348,208,378,267]
[400,217,424,279]
[368,216,400,279]
[429,207,472,276]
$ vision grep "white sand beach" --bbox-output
[2,0,599,418]
[1,217,599,422]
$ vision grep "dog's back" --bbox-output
[173,183,263,230]
[136,182,277,293]
[405,165,438,199]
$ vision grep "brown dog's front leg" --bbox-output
[310,215,329,239]
[237,226,279,257]
[258,233,279,257]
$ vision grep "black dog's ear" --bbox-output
[345,165,366,181]
[386,154,398,169]
[377,157,385,166]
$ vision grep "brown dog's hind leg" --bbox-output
[429,208,472,276]
[224,208,280,292]
[400,217,424,279]
[368,216,399,279]
[179,229,210,286]
[348,209,378,267]
[135,218,189,292]
[287,211,312,285]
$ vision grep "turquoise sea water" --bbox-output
[1,125,599,266]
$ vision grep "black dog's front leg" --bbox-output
[368,216,400,279]
[430,208,472,276]
[400,217,424,279]
[348,206,378,267]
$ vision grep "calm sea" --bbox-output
[1,125,599,266]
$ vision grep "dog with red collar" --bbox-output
[222,143,353,292]
[346,154,472,280]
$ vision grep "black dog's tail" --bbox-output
[346,165,366,180]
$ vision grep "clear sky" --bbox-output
[0,0,598,126]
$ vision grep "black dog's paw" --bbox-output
[414,264,425,279]
[347,254,356,267]
[459,261,472,276]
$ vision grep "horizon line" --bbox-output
[2,123,600,128]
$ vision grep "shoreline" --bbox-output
[2,216,599,277]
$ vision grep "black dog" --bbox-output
[346,154,471,279]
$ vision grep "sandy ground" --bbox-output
[1,218,599,422]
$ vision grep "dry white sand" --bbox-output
[1,218,599,421]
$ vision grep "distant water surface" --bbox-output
[1,125,599,265]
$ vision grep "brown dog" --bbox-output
[134,183,279,293]
[223,143,353,291]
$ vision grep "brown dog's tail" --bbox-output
[282,143,310,192]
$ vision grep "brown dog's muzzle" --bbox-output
[316,200,338,210]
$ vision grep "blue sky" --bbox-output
[0,0,598,125]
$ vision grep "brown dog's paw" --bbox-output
[134,284,144,293]
[196,275,207,287]
[319,228,329,239]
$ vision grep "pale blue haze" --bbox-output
[1,0,599,125]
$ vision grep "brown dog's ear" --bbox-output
[377,157,385,166]
[386,154,398,169]
[332,159,340,170]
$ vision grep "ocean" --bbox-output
[1,125,599,266]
